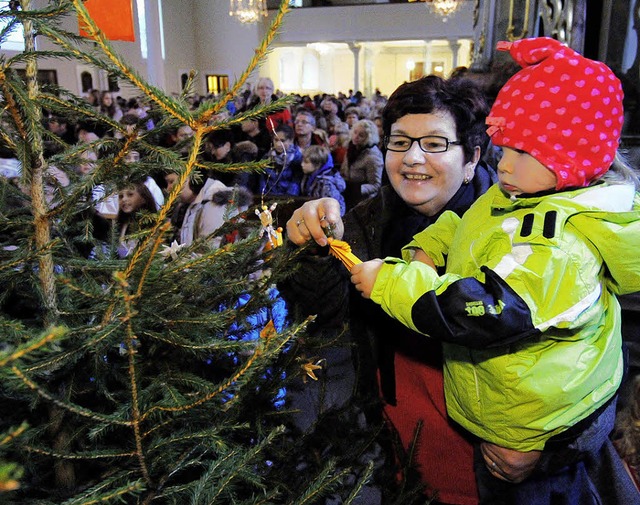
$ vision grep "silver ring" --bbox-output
[491,461,497,468]
[296,219,305,227]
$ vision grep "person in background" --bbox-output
[350,38,640,505]
[117,178,157,258]
[340,118,383,210]
[230,140,261,194]
[294,109,327,150]
[300,145,346,215]
[344,106,361,129]
[178,175,253,249]
[238,118,271,161]
[99,90,123,123]
[260,124,302,197]
[245,77,292,132]
[283,75,497,505]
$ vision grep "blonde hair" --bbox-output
[352,119,380,146]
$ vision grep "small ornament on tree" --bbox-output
[256,203,281,248]
[297,356,326,383]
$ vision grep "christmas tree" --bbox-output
[0,1,405,503]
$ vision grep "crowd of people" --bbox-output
[0,80,396,261]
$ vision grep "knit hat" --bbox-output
[486,37,624,190]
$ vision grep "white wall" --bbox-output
[192,0,475,95]
[0,0,198,98]
[1,1,475,98]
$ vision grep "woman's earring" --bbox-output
[463,176,471,184]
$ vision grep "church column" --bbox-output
[144,0,166,90]
[448,39,461,70]
[348,42,361,93]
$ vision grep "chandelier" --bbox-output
[229,0,267,24]
[425,0,463,20]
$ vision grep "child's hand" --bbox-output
[412,249,437,270]
[350,259,384,299]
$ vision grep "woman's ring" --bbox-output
[296,219,305,227]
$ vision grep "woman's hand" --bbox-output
[286,198,344,248]
[350,259,384,299]
[480,442,541,483]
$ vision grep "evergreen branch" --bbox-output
[59,277,103,300]
[194,426,286,504]
[196,158,271,175]
[10,366,132,426]
[17,4,59,324]
[24,446,136,460]
[21,322,123,373]
[117,278,152,486]
[139,342,263,421]
[134,221,172,299]
[142,446,202,504]
[0,70,28,142]
[198,0,290,125]
[0,326,65,367]
[0,423,28,447]
[343,461,375,505]
[1,2,71,22]
[289,459,351,505]
[72,0,192,125]
[199,96,296,137]
[59,477,145,505]
[121,134,203,283]
[140,329,253,352]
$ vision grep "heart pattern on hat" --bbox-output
[486,37,624,190]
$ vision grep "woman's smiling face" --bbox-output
[385,112,477,216]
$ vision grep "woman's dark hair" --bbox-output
[381,75,490,163]
[117,179,157,224]
[206,129,234,148]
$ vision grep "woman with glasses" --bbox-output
[245,77,292,132]
[281,75,496,505]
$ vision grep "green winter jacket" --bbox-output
[371,182,640,451]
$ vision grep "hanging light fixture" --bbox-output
[412,0,463,21]
[229,0,267,24]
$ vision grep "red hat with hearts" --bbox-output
[486,37,624,190]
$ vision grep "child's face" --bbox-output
[272,133,292,154]
[165,173,179,193]
[212,142,231,160]
[301,157,316,175]
[179,183,197,204]
[346,113,359,127]
[119,187,146,214]
[497,147,557,196]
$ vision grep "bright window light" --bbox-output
[0,1,25,52]
[136,0,147,58]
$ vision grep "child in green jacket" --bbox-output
[350,37,640,504]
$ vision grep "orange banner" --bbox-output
[78,0,135,42]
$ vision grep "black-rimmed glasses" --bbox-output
[384,135,462,153]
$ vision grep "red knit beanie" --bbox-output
[486,37,624,190]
